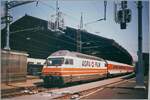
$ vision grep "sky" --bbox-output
[1,0,149,61]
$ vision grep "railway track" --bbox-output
[54,73,135,99]
[2,73,135,99]
[1,81,59,98]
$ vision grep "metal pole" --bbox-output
[104,1,107,20]
[56,0,59,31]
[4,1,10,50]
[135,1,145,89]
[114,2,118,23]
[76,13,83,52]
[76,29,81,52]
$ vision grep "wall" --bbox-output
[1,50,28,83]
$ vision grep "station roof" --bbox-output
[1,14,133,65]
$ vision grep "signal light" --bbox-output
[117,10,123,23]
[116,9,131,29]
[125,9,131,23]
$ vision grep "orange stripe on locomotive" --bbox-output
[42,67,107,76]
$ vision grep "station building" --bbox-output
[1,14,133,79]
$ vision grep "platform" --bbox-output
[2,74,149,100]
[81,76,148,99]
[1,76,42,90]
[1,76,43,98]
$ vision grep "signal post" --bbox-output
[135,1,146,89]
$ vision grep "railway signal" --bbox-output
[125,9,132,23]
[114,1,132,29]
[115,1,145,89]
[117,9,132,29]
[117,9,132,23]
[135,1,145,89]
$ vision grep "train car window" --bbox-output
[70,59,74,65]
[65,59,69,64]
[98,62,101,67]
[65,59,74,65]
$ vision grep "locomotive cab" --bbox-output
[42,57,64,85]
[43,57,74,68]
[44,57,64,67]
[42,57,75,85]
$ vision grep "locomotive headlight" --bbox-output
[49,61,52,64]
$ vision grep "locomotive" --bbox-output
[42,50,134,85]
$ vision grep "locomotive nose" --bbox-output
[42,66,61,75]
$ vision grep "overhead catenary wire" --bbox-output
[34,0,78,31]
[38,0,80,22]
[9,27,109,53]
[35,0,107,32]
[85,0,107,26]
[38,0,81,29]
[38,0,55,10]
[9,22,77,46]
[11,32,55,49]
[62,34,77,42]
[40,31,76,45]
[10,32,75,55]
[10,1,109,50]
[10,39,51,55]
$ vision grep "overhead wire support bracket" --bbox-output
[3,1,36,50]
[104,0,107,20]
[85,0,107,26]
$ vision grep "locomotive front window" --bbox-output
[46,58,64,66]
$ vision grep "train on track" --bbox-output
[42,50,134,85]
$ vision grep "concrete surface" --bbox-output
[1,78,43,90]
[81,77,148,99]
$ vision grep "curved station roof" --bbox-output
[1,15,133,65]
